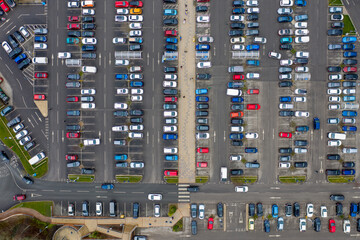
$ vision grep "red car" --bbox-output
[164,96,178,102]
[164,170,178,176]
[115,1,129,8]
[197,162,208,168]
[247,89,259,95]
[129,1,143,7]
[343,67,357,73]
[66,132,80,138]
[67,23,80,30]
[329,219,336,233]
[165,30,177,37]
[197,147,209,153]
[34,72,48,78]
[279,132,292,138]
[208,217,214,230]
[198,0,210,2]
[230,111,244,118]
[66,154,78,161]
[34,94,46,100]
[233,74,245,80]
[68,16,80,22]
[246,104,261,110]
[66,96,79,102]
[0,0,10,13]
[13,194,26,201]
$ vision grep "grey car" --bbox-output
[81,168,95,174]
[116,162,128,167]
[114,139,126,146]
[67,161,80,167]
[197,118,208,124]
[191,203,197,218]
[245,162,260,168]
[294,140,308,146]
[196,125,209,131]
[343,81,356,87]
[328,44,342,50]
[246,29,259,36]
[279,67,292,73]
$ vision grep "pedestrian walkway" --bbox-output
[177,0,196,184]
[178,183,190,202]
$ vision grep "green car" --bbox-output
[66,37,79,44]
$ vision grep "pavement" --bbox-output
[178,0,196,184]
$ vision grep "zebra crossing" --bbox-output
[178,184,190,202]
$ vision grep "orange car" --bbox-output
[130,8,142,14]
[230,111,244,118]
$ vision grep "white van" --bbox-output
[226,89,242,96]
[128,132,143,138]
[327,132,346,140]
[32,57,48,64]
[29,152,46,165]
[220,167,228,182]
[82,66,97,73]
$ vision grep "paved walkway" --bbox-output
[177,0,196,184]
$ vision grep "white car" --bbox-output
[280,0,293,7]
[130,125,144,131]
[295,66,309,72]
[328,74,341,80]
[115,59,129,66]
[343,89,356,95]
[196,133,210,139]
[327,88,341,95]
[320,206,327,218]
[329,96,340,102]
[295,111,309,117]
[296,51,309,58]
[82,9,95,15]
[16,130,28,140]
[131,95,142,101]
[247,8,259,14]
[148,194,162,201]
[129,23,142,29]
[82,38,97,45]
[328,104,340,110]
[230,15,244,21]
[163,126,177,132]
[68,2,80,8]
[131,89,143,94]
[165,74,177,80]
[199,204,205,219]
[295,29,309,36]
[13,123,24,133]
[277,8,293,15]
[279,162,291,168]
[19,136,31,146]
[306,204,314,217]
[163,81,177,88]
[197,16,210,23]
[81,103,95,109]
[19,26,30,38]
[197,62,211,68]
[82,66,97,73]
[164,147,178,154]
[246,73,260,79]
[279,74,291,80]
[280,59,293,66]
[230,37,245,43]
[299,218,306,232]
[246,0,258,6]
[154,204,160,217]
[113,37,126,44]
[198,36,214,43]
[115,15,127,22]
[2,41,12,54]
[164,111,177,117]
[331,14,343,21]
[295,36,310,43]
[245,132,259,139]
[58,52,71,58]
[83,139,100,146]
[294,97,306,102]
[130,66,142,72]
[343,220,350,234]
[230,155,242,161]
[129,15,143,22]
[328,140,341,146]
[129,30,142,36]
[235,186,248,192]
[128,132,143,139]
[81,89,96,95]
[117,88,128,95]
[117,9,129,15]
[130,74,143,79]
[279,103,293,109]
[130,162,144,168]
[295,89,307,95]
[96,202,102,216]
[294,148,307,153]
[268,51,281,59]
[253,37,267,44]
[114,103,128,109]
[294,22,308,29]
[232,44,245,50]
[34,43,47,49]
[249,218,255,230]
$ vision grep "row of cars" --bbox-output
[190,202,224,234]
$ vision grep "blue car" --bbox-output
[296,126,309,132]
[101,183,114,190]
[343,36,357,43]
[295,0,307,6]
[342,126,357,131]
[280,96,291,102]
[294,14,308,22]
[245,147,258,153]
[195,88,208,95]
[227,82,243,88]
[278,16,293,23]
[350,203,358,217]
[280,37,292,44]
[246,60,259,66]
[114,154,128,161]
[14,53,27,64]
[246,44,259,51]
[264,219,270,233]
[343,96,356,102]
[343,44,355,50]
[130,81,144,87]
[313,117,320,130]
[34,36,47,42]
[231,97,244,103]
[165,155,178,161]
[196,44,210,51]
[344,51,357,58]
[196,96,209,102]
[272,204,279,218]
[232,8,245,14]
[166,37,178,44]
[163,133,178,140]
[229,133,244,140]
[115,74,128,80]
[165,45,177,51]
[342,169,355,175]
[164,9,177,16]
[342,111,357,117]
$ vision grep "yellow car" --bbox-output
[130,8,142,15]
[249,218,255,231]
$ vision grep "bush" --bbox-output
[172,219,183,232]
[168,205,177,216]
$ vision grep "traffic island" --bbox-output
[328,176,355,183]
[279,176,306,183]
[115,175,142,183]
[195,176,209,184]
[164,176,178,184]
[172,218,183,232]
[328,0,343,6]
[231,176,258,184]
[68,174,95,183]
[33,100,48,118]
[343,15,356,35]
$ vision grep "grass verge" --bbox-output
[279,175,306,183]
[343,15,356,35]
[68,174,95,182]
[0,115,48,178]
[231,176,258,184]
[164,176,178,184]
[195,176,209,183]
[328,0,343,6]
[168,205,177,216]
[172,218,183,232]
[115,175,142,183]
[328,175,355,183]
[10,201,53,217]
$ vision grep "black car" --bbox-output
[279,148,292,154]
[330,194,345,201]
[343,162,355,168]
[165,45,177,51]
[163,89,178,95]
[343,59,357,65]
[24,141,35,151]
[82,16,94,22]
[230,23,245,29]
[294,58,308,65]
[196,6,208,12]
[327,29,343,36]
[257,203,263,216]
[81,168,94,174]
[83,23,96,30]
[191,220,197,235]
[230,169,243,175]
[344,74,358,80]
[196,73,211,80]
[332,22,344,28]
[187,186,199,192]
[191,203,197,218]
[248,203,255,217]
[13,31,25,43]
[293,202,300,217]
[163,0,176,3]
[82,45,96,51]
[7,117,21,127]
[18,58,31,70]
[130,110,143,116]
[67,74,80,80]
[164,66,177,73]
[22,176,33,185]
[247,22,259,28]
[357,219,360,232]
[82,53,96,59]
[133,202,139,219]
[247,13,258,21]
[231,104,244,110]
[294,140,308,146]
[197,103,209,110]
[8,35,18,48]
[130,44,142,51]
[0,151,9,162]
[314,217,321,232]
[285,203,292,217]
[326,169,341,175]
[279,81,292,87]
[228,30,243,37]
[163,18,178,26]
[336,202,343,215]
[114,111,128,117]
[130,117,143,124]
[231,118,244,124]
[232,140,243,146]
[279,110,294,117]
[327,66,341,72]
[280,44,292,50]
[0,8,3,16]
[81,31,95,37]
[217,203,223,217]
[264,219,270,232]
[9,47,22,59]
[294,162,308,168]
[327,154,340,160]
[68,31,81,37]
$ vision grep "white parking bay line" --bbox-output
[270,197,281,199]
